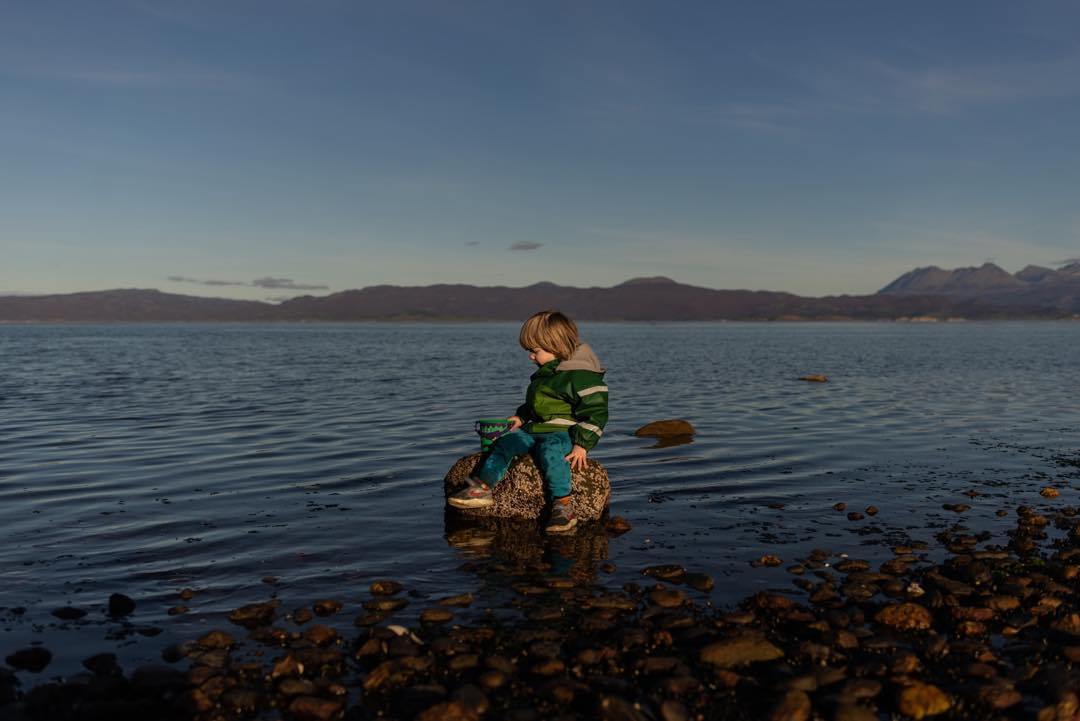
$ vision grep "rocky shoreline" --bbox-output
[5,490,1080,721]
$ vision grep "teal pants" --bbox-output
[476,430,573,499]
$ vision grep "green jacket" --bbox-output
[515,343,609,451]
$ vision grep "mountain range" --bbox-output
[2,263,1079,322]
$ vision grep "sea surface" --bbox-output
[1,321,1078,677]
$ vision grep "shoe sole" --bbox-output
[448,496,494,509]
[545,517,578,533]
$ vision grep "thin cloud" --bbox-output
[251,277,329,290]
[168,275,246,286]
[1056,258,1080,267]
[509,242,543,251]
[167,276,329,290]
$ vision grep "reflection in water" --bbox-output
[645,434,694,449]
[443,510,609,586]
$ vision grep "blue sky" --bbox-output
[3,1,1078,300]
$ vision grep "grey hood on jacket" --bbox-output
[556,343,605,373]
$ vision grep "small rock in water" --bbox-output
[197,630,236,649]
[178,588,195,601]
[293,607,314,625]
[313,599,343,616]
[634,419,695,437]
[642,564,685,581]
[606,516,632,534]
[833,502,847,512]
[684,572,714,591]
[5,647,52,673]
[370,580,404,596]
[167,605,188,615]
[108,593,136,617]
[228,600,279,628]
[751,555,782,568]
[82,652,120,676]
[1041,487,1060,498]
[51,606,87,621]
[798,374,828,382]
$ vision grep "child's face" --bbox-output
[528,347,556,366]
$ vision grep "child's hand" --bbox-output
[564,444,588,472]
[508,416,523,431]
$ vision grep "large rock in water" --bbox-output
[444,453,610,520]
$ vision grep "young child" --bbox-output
[449,310,609,533]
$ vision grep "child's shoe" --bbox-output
[448,479,494,509]
[545,497,577,533]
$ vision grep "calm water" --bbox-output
[1,322,1078,676]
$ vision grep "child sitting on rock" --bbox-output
[449,310,609,533]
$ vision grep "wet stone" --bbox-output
[303,624,338,646]
[82,652,121,676]
[5,647,52,673]
[421,608,455,624]
[168,605,188,615]
[289,695,345,721]
[875,603,933,631]
[897,682,952,719]
[51,606,87,621]
[197,630,236,649]
[660,699,690,721]
[228,600,279,628]
[436,593,474,607]
[371,580,405,596]
[364,597,408,612]
[108,593,136,617]
[769,689,811,721]
[649,588,687,608]
[278,677,318,696]
[313,599,343,616]
[642,564,686,581]
[293,607,314,625]
[700,633,784,668]
[221,687,260,713]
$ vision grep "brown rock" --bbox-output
[303,624,338,646]
[897,682,951,719]
[436,593,475,607]
[798,374,828,383]
[606,516,633,534]
[752,555,783,567]
[1041,487,1061,498]
[313,599,343,616]
[228,600,279,628]
[370,580,404,596]
[978,682,1021,709]
[444,453,610,520]
[197,630,235,649]
[648,588,687,608]
[768,689,811,721]
[634,419,696,437]
[289,696,344,721]
[700,633,784,668]
[421,608,454,624]
[875,603,933,631]
[660,699,690,721]
[270,653,303,679]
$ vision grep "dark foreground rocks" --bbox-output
[444,453,610,521]
[8,496,1080,720]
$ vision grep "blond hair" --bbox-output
[519,310,580,360]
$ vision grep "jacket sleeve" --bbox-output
[567,372,609,451]
[514,402,534,423]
